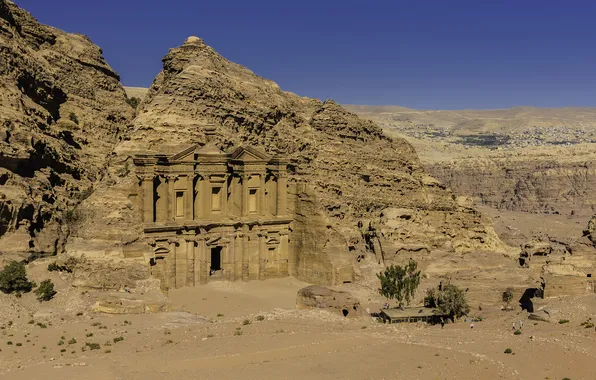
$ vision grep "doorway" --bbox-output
[210,246,222,275]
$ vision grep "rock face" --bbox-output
[296,285,363,316]
[428,152,596,216]
[584,215,596,246]
[0,0,134,256]
[71,36,508,286]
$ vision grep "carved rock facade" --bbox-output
[132,142,292,289]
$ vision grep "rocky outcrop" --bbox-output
[584,215,596,246]
[70,36,509,285]
[428,151,596,216]
[0,0,134,256]
[296,285,363,316]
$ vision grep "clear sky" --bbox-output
[14,0,596,109]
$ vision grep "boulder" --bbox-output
[296,285,364,317]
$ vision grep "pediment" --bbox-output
[169,144,200,162]
[230,145,271,162]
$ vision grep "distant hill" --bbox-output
[124,86,149,101]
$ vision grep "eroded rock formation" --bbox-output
[0,0,134,256]
[296,285,363,316]
[68,36,508,287]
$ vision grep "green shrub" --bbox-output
[125,97,140,109]
[85,342,100,350]
[233,330,243,336]
[243,319,251,325]
[37,322,47,329]
[68,338,77,345]
[514,329,521,335]
[0,261,34,294]
[47,262,60,272]
[217,313,224,317]
[504,348,512,354]
[86,332,93,337]
[256,315,265,321]
[113,336,124,343]
[35,279,57,302]
[559,319,570,324]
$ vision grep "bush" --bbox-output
[424,282,470,319]
[256,315,265,321]
[502,287,514,306]
[559,319,570,324]
[35,280,57,302]
[69,112,79,125]
[377,259,421,307]
[504,348,512,354]
[0,261,34,294]
[68,338,77,345]
[514,329,521,335]
[243,319,251,325]
[85,342,100,350]
[125,97,140,109]
[113,336,124,343]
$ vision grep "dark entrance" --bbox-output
[210,246,222,274]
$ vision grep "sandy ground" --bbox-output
[1,276,595,380]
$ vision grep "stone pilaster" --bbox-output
[277,173,287,216]
[241,174,250,217]
[195,236,207,285]
[258,231,266,281]
[185,175,194,221]
[242,227,249,281]
[167,175,176,222]
[167,238,178,290]
[259,173,266,216]
[279,229,290,277]
[141,175,154,223]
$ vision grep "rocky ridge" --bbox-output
[70,36,508,286]
[0,0,134,257]
[346,105,596,216]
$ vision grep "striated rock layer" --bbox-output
[0,0,134,256]
[69,36,508,286]
[428,148,596,216]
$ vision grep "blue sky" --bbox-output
[14,0,596,109]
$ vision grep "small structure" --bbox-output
[379,307,444,324]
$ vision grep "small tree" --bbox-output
[377,259,421,308]
[424,282,470,320]
[502,287,514,307]
[0,261,34,294]
[35,279,56,302]
[125,97,140,109]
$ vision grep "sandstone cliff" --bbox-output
[428,147,596,216]
[0,0,134,256]
[69,36,508,286]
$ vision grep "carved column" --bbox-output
[222,174,229,217]
[258,231,266,281]
[195,236,207,285]
[167,175,176,222]
[176,236,191,288]
[279,229,290,277]
[185,175,194,221]
[194,174,206,220]
[202,176,211,219]
[227,233,236,281]
[242,227,249,281]
[167,238,178,290]
[141,175,154,223]
[277,173,287,216]
[259,173,266,216]
[241,174,249,217]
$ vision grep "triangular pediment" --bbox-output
[169,144,200,162]
[230,145,271,162]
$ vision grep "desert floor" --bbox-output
[0,276,595,380]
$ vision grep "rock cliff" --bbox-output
[70,36,508,286]
[0,0,134,256]
[428,147,596,216]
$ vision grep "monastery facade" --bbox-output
[133,143,292,289]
